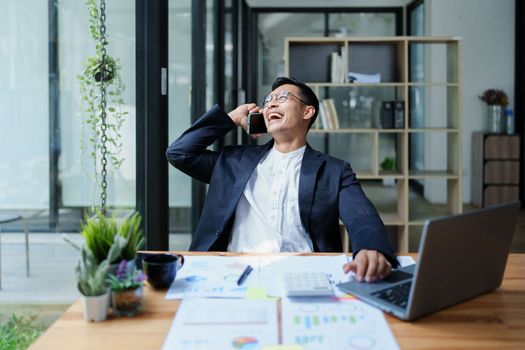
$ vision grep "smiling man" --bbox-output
[166,76,398,282]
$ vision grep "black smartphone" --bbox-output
[247,112,267,134]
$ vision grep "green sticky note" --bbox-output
[245,287,278,301]
[262,345,304,350]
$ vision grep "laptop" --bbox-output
[337,202,520,321]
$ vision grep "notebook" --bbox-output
[337,202,520,321]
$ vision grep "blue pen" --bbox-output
[237,265,253,286]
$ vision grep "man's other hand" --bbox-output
[228,103,259,131]
[343,249,392,282]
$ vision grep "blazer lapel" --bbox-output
[299,144,325,233]
[221,141,273,229]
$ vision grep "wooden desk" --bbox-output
[30,253,525,349]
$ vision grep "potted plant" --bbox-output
[81,210,144,266]
[380,157,396,187]
[64,235,127,322]
[78,0,127,211]
[478,89,509,133]
[107,260,146,317]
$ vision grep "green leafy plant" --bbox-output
[107,260,146,292]
[80,210,144,265]
[78,0,127,193]
[64,234,127,296]
[380,157,396,171]
[118,212,144,260]
[0,314,43,350]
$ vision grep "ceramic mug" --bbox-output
[142,254,185,289]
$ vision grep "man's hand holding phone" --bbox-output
[228,103,265,137]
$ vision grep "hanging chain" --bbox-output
[99,0,108,215]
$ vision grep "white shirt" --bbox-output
[227,146,314,252]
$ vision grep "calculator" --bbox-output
[283,272,334,297]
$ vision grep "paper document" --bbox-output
[397,256,416,267]
[166,255,259,299]
[281,298,399,350]
[162,298,278,350]
[348,72,381,83]
[166,255,416,300]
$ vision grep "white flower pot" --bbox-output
[487,105,504,133]
[82,291,110,322]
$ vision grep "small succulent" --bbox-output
[107,260,146,292]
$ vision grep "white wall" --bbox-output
[425,0,515,205]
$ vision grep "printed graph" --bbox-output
[282,299,399,349]
[232,336,258,349]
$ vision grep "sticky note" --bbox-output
[246,287,278,301]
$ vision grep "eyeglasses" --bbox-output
[262,90,308,108]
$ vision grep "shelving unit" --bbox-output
[285,36,463,253]
[472,133,520,207]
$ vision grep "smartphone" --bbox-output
[247,112,267,134]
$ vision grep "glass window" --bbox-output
[328,12,397,37]
[1,0,136,231]
[0,0,49,212]
[59,0,136,212]
[409,3,425,172]
[168,0,192,234]
[257,13,325,103]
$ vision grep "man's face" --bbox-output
[261,84,313,137]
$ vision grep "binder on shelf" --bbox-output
[330,48,346,83]
[318,102,329,129]
[340,47,347,83]
[330,52,340,83]
[394,101,404,129]
[324,99,340,129]
[313,113,321,130]
[372,100,382,128]
[328,98,340,129]
[380,101,394,129]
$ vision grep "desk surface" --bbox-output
[30,253,525,349]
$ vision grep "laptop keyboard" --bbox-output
[372,281,412,309]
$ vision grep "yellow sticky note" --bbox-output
[245,287,278,301]
[262,346,304,350]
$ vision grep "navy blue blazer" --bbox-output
[166,105,397,266]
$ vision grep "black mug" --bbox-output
[142,254,185,289]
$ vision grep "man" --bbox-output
[167,77,398,282]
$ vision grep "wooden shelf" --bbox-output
[408,171,459,179]
[285,36,462,253]
[308,82,406,87]
[356,172,404,179]
[310,128,404,133]
[379,213,405,225]
[408,128,459,133]
[407,82,459,87]
[472,133,520,207]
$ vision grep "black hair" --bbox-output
[271,76,319,129]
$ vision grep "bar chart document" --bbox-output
[282,297,399,350]
[162,298,278,350]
